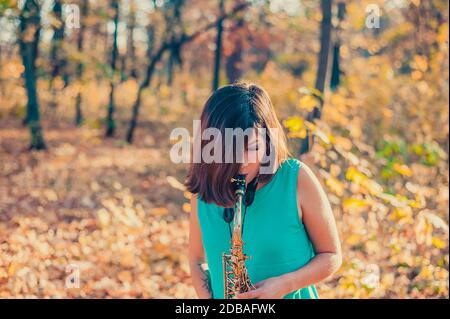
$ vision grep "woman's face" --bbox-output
[239,129,266,184]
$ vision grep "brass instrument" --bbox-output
[222,174,255,299]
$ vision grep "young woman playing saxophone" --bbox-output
[186,82,342,299]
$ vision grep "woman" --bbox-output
[186,82,341,299]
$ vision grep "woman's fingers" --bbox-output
[253,280,265,289]
[236,288,262,299]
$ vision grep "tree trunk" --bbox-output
[19,0,46,150]
[212,0,225,91]
[90,22,100,51]
[120,54,128,82]
[49,0,65,81]
[126,0,138,79]
[126,45,167,143]
[225,14,245,84]
[330,1,346,91]
[314,0,333,104]
[106,0,120,137]
[299,0,333,155]
[75,0,89,126]
[167,43,174,86]
[165,0,184,86]
[48,0,65,108]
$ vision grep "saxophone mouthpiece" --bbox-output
[231,174,247,195]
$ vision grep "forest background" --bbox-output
[0,0,448,298]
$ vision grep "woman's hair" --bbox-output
[185,81,291,207]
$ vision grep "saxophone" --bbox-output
[222,174,255,299]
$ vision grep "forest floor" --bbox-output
[0,117,198,298]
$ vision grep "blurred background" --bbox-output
[0,0,448,298]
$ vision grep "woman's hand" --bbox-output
[236,275,290,299]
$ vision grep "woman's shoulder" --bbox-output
[293,158,324,199]
[270,157,303,188]
[280,157,315,188]
[190,193,199,210]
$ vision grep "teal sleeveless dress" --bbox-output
[197,158,319,299]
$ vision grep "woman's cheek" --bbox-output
[257,144,266,162]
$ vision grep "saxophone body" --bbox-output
[222,174,255,299]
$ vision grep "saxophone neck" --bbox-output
[232,193,244,227]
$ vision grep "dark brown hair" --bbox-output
[185,81,291,207]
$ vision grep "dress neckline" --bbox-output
[253,158,290,199]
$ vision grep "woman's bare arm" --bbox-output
[188,193,213,298]
[282,161,342,291]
